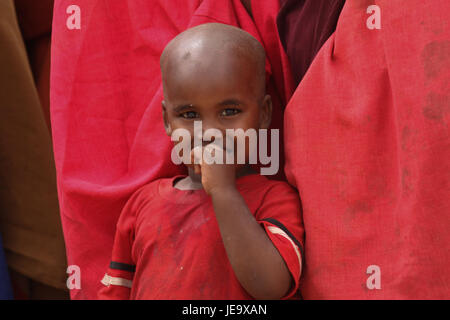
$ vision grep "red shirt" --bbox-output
[98,174,304,300]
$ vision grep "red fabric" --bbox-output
[50,0,292,299]
[97,174,304,300]
[284,0,450,299]
[251,0,295,107]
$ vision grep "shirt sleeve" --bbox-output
[255,182,305,300]
[97,187,145,300]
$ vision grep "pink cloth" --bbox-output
[51,0,292,299]
[285,0,450,299]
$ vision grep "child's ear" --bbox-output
[162,101,172,136]
[259,94,272,129]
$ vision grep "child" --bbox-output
[98,23,304,300]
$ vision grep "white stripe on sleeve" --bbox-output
[267,225,302,274]
[101,274,133,288]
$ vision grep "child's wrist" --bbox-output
[208,184,239,199]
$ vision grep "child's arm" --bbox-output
[211,187,294,299]
[192,148,299,300]
[97,188,144,300]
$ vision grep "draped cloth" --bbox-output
[285,0,450,299]
[277,0,346,86]
[50,0,293,299]
[0,0,67,290]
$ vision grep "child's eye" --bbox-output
[180,111,199,119]
[220,108,241,117]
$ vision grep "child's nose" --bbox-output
[202,120,224,134]
[194,120,226,145]
[201,119,217,132]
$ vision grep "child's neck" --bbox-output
[174,165,257,191]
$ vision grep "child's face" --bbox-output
[162,50,272,171]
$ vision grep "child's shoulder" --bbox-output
[237,174,299,198]
[126,176,176,205]
[236,174,301,215]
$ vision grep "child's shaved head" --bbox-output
[160,23,266,100]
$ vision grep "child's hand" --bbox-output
[191,144,237,196]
